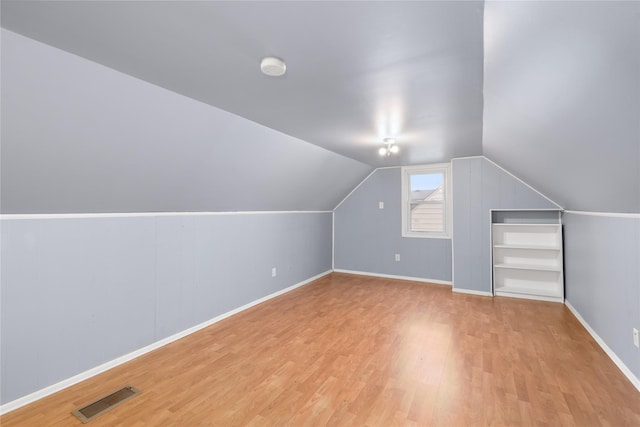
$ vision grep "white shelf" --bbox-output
[492,222,564,302]
[495,289,564,303]
[494,285,560,298]
[493,244,560,251]
[494,263,561,272]
[492,223,561,227]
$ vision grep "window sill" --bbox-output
[402,232,451,239]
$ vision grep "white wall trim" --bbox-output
[479,156,563,210]
[450,162,456,289]
[564,210,640,219]
[397,234,452,240]
[450,155,484,161]
[0,211,332,221]
[333,269,452,286]
[490,208,563,212]
[331,211,335,270]
[451,288,493,297]
[333,168,377,211]
[0,270,332,415]
[565,301,640,393]
[489,209,494,296]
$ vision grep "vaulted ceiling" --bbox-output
[2,1,638,213]
[1,0,485,167]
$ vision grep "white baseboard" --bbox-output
[0,270,332,415]
[451,287,493,297]
[565,301,640,392]
[332,269,451,286]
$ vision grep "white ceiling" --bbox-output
[1,1,485,167]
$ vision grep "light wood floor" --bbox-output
[2,273,639,426]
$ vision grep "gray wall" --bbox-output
[482,1,640,213]
[0,212,332,404]
[452,157,560,293]
[334,168,452,282]
[563,213,640,381]
[0,29,372,214]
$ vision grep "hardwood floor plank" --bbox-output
[1,273,639,426]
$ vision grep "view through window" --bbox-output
[402,164,450,238]
[409,172,445,232]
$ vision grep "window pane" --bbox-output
[409,173,445,232]
[410,173,443,192]
[410,202,445,232]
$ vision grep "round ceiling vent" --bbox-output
[260,56,286,77]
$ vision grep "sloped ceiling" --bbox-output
[483,1,639,213]
[1,29,373,213]
[0,0,485,167]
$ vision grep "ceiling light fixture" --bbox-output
[379,138,399,157]
[260,56,286,77]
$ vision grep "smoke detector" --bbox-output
[260,57,286,77]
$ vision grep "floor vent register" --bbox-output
[72,385,140,423]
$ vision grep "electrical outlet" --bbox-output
[272,267,277,277]
[633,328,639,348]
[379,201,384,209]
[395,253,400,262]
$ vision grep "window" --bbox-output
[401,164,451,238]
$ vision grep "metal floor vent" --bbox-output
[72,385,140,423]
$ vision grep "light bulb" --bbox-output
[378,147,388,156]
[389,144,399,154]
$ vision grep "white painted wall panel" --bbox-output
[0,212,332,405]
[452,157,560,293]
[334,168,452,282]
[564,213,640,382]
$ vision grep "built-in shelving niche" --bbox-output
[491,210,564,303]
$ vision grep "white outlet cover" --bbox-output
[395,254,400,261]
[272,267,277,277]
[379,201,384,209]
[633,328,639,348]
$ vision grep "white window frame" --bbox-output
[401,163,452,239]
